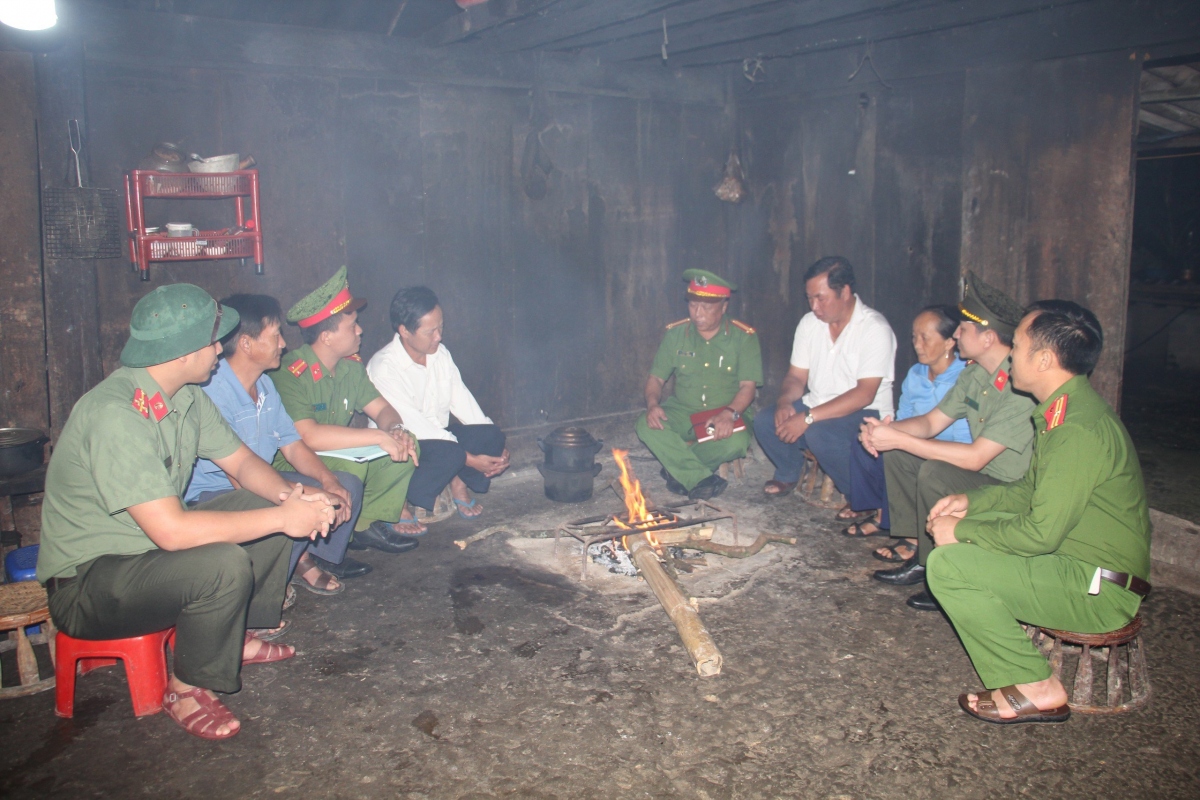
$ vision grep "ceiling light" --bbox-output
[0,0,58,31]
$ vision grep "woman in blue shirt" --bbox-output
[841,305,971,561]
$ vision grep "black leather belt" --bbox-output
[1099,569,1151,598]
[45,575,76,597]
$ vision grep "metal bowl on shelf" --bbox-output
[188,153,240,173]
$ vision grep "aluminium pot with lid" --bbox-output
[0,428,49,477]
[536,426,604,472]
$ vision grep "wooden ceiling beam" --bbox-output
[1142,87,1200,103]
[1139,107,1194,133]
[424,0,563,46]
[603,0,1085,66]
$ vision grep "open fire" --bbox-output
[610,449,676,537]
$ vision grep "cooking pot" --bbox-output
[536,426,604,472]
[537,462,603,503]
[0,428,49,477]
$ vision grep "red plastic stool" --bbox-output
[54,629,174,718]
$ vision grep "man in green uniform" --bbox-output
[271,266,422,551]
[926,300,1150,724]
[864,272,1035,611]
[37,284,337,740]
[636,269,763,500]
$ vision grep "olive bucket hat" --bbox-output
[120,283,240,368]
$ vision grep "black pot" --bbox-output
[537,462,603,503]
[537,426,604,472]
[0,428,49,477]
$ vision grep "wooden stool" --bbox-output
[716,458,745,483]
[799,451,844,509]
[0,581,57,698]
[1027,616,1150,714]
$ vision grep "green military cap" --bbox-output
[286,265,367,328]
[120,284,239,368]
[959,271,1025,339]
[682,269,736,301]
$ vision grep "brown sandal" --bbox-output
[242,632,296,666]
[841,521,888,537]
[835,504,878,522]
[163,686,241,740]
[763,480,797,497]
[291,555,344,596]
[958,685,1070,725]
[873,538,917,562]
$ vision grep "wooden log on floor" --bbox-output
[674,532,796,558]
[626,532,722,677]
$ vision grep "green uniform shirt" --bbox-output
[269,344,381,428]
[37,367,244,582]
[650,317,763,414]
[936,355,1035,482]
[955,374,1151,579]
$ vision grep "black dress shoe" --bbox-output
[873,558,926,585]
[688,473,728,501]
[906,589,940,611]
[312,554,373,579]
[353,521,419,554]
[660,468,689,496]
[346,539,367,551]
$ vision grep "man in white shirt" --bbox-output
[753,257,897,499]
[367,287,509,525]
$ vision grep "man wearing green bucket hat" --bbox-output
[37,283,339,741]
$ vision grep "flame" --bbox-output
[611,449,653,528]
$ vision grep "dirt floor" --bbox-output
[1,432,1199,799]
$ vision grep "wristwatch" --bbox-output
[804,411,815,425]
[724,406,741,422]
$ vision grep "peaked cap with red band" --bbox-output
[682,268,736,301]
[958,271,1025,340]
[286,266,367,329]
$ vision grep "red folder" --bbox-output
[691,407,746,444]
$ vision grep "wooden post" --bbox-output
[626,532,722,677]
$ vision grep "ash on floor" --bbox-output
[1,448,1197,799]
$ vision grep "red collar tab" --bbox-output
[686,279,731,299]
[993,370,1009,391]
[288,358,308,377]
[298,286,355,328]
[345,354,362,363]
[132,388,150,419]
[149,392,169,422]
[310,362,324,382]
[1044,394,1068,430]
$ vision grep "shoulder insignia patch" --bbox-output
[345,354,362,363]
[993,370,1009,391]
[731,319,756,334]
[132,388,150,419]
[288,358,307,378]
[1044,394,1068,430]
[149,392,169,422]
[665,318,690,330]
[310,362,324,382]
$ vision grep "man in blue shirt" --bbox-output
[187,294,370,595]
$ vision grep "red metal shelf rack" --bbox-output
[124,169,264,281]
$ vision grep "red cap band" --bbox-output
[298,287,355,328]
[687,280,731,298]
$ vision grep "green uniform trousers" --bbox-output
[636,397,752,491]
[927,542,1142,688]
[882,451,1002,565]
[309,449,417,532]
[46,490,291,694]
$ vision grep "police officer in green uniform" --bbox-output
[37,284,337,740]
[270,266,422,552]
[865,272,1036,611]
[926,300,1150,724]
[636,269,763,500]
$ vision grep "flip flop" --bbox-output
[763,480,797,498]
[163,686,241,740]
[393,517,429,536]
[842,521,889,537]
[242,632,296,666]
[959,685,1070,725]
[873,539,917,562]
[453,497,483,519]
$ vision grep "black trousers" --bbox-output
[47,490,291,694]
[407,423,506,510]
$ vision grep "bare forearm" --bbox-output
[372,405,404,433]
[295,422,389,451]
[645,376,666,409]
[810,385,874,421]
[227,452,293,500]
[281,441,341,488]
[900,437,996,471]
[728,383,756,415]
[775,374,807,408]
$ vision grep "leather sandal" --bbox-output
[163,686,241,740]
[835,504,877,522]
[958,685,1070,725]
[763,480,797,498]
[247,619,291,641]
[873,539,917,562]
[842,521,889,537]
[242,632,296,666]
[291,555,344,596]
